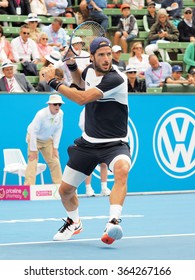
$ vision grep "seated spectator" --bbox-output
[143,1,157,32]
[79,0,89,22]
[24,13,42,42]
[11,24,40,64]
[125,65,146,93]
[7,0,31,15]
[183,42,195,74]
[42,17,67,51]
[145,54,172,88]
[0,60,36,92]
[114,4,138,53]
[188,68,195,83]
[0,25,15,63]
[165,65,194,84]
[29,0,48,16]
[37,32,53,63]
[146,0,163,9]
[123,0,144,10]
[178,7,195,42]
[128,41,150,79]
[0,0,8,15]
[37,68,65,91]
[112,45,126,72]
[45,0,68,17]
[145,8,179,61]
[161,0,183,24]
[86,0,109,32]
[39,50,72,85]
[67,36,90,70]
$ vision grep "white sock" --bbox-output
[109,204,122,221]
[101,182,107,190]
[67,208,80,223]
[86,184,92,189]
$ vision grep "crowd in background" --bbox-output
[0,0,195,93]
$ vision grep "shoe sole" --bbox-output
[101,226,123,244]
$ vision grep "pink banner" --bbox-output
[0,186,30,200]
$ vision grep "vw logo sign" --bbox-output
[93,117,139,181]
[153,107,195,178]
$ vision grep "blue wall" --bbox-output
[0,93,194,193]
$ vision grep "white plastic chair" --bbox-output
[2,149,46,185]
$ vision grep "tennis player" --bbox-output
[43,37,131,245]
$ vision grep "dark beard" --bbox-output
[93,61,112,74]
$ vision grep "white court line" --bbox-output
[0,233,195,247]
[0,214,144,224]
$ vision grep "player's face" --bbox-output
[91,46,112,75]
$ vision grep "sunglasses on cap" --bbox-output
[53,103,62,107]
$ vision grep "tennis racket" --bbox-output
[53,21,105,68]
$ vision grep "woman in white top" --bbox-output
[127,41,150,78]
[29,0,48,15]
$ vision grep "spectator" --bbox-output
[24,94,64,185]
[145,54,172,88]
[128,41,150,79]
[37,32,53,63]
[125,65,146,92]
[178,7,195,42]
[42,17,67,51]
[86,0,109,32]
[79,0,89,21]
[114,3,138,53]
[0,25,15,63]
[165,64,194,84]
[145,8,179,61]
[0,60,36,92]
[37,68,65,91]
[145,0,163,9]
[24,13,42,42]
[29,0,48,16]
[183,42,195,74]
[39,50,72,85]
[112,45,126,72]
[123,0,144,10]
[45,0,68,17]
[143,1,157,32]
[67,36,90,70]
[11,24,40,64]
[7,0,31,15]
[161,0,183,23]
[0,0,8,15]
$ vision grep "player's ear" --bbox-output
[90,54,94,62]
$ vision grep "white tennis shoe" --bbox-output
[101,187,111,196]
[53,218,83,241]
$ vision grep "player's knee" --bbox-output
[59,183,75,199]
[114,160,130,180]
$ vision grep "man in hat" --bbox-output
[112,45,126,72]
[24,94,64,185]
[43,37,131,245]
[0,60,36,92]
[165,65,194,84]
[114,3,138,53]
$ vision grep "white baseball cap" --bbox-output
[112,45,122,52]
